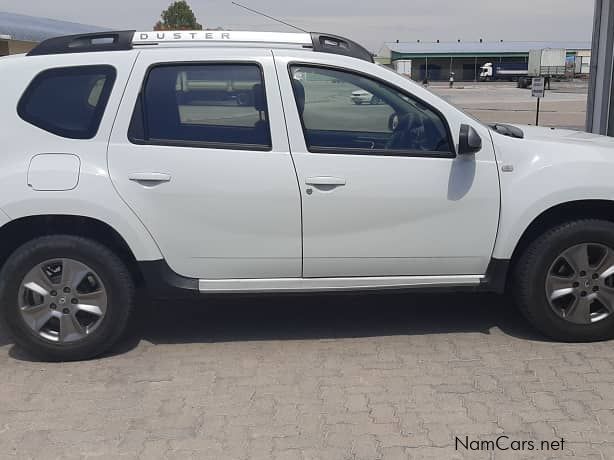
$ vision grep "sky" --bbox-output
[0,0,595,52]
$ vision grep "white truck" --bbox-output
[1,30,614,360]
[479,62,528,82]
[574,51,591,77]
[518,48,567,88]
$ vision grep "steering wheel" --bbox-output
[386,112,423,150]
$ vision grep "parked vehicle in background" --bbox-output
[1,30,614,361]
[479,62,528,82]
[518,48,567,88]
[350,89,382,105]
[574,52,591,77]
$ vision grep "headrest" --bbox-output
[292,79,306,115]
[395,112,417,130]
[253,83,266,112]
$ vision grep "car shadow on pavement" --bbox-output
[119,292,548,354]
[5,292,548,362]
[0,322,12,349]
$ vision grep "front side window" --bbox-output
[289,65,453,156]
[130,63,271,150]
[18,65,116,139]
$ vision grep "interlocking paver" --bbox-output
[1,292,613,459]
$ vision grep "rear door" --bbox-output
[108,49,301,279]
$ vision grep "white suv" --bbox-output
[1,30,614,360]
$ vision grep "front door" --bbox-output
[108,49,301,279]
[275,56,500,277]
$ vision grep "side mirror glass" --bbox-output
[459,124,482,155]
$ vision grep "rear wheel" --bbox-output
[0,235,134,361]
[513,220,614,341]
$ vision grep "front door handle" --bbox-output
[128,172,171,185]
[305,176,346,187]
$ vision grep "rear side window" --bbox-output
[129,63,271,151]
[18,65,116,139]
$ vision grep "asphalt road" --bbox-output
[430,80,589,130]
[180,79,588,133]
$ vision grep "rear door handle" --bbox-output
[305,176,346,187]
[128,172,171,185]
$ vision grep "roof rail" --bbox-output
[27,29,374,63]
[27,30,134,56]
[310,33,374,63]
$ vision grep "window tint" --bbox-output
[18,65,116,139]
[130,64,271,150]
[290,66,453,156]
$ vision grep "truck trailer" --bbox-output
[518,48,567,88]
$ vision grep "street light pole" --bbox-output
[586,0,614,136]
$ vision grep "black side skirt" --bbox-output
[139,258,510,298]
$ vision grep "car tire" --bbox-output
[0,235,135,361]
[513,219,614,342]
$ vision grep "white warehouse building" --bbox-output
[378,40,592,81]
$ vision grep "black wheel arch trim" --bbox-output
[139,259,199,298]
[480,258,510,294]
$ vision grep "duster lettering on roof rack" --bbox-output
[137,31,233,42]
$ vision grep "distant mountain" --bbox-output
[0,11,107,42]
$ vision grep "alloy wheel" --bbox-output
[18,259,107,343]
[545,243,614,324]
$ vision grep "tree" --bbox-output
[154,1,203,30]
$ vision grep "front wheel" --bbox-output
[0,235,135,361]
[513,220,614,342]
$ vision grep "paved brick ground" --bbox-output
[1,292,614,459]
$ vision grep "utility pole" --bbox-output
[586,0,614,136]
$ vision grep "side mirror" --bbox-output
[459,124,482,155]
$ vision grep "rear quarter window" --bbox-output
[18,65,116,139]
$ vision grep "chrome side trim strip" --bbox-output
[199,275,482,293]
